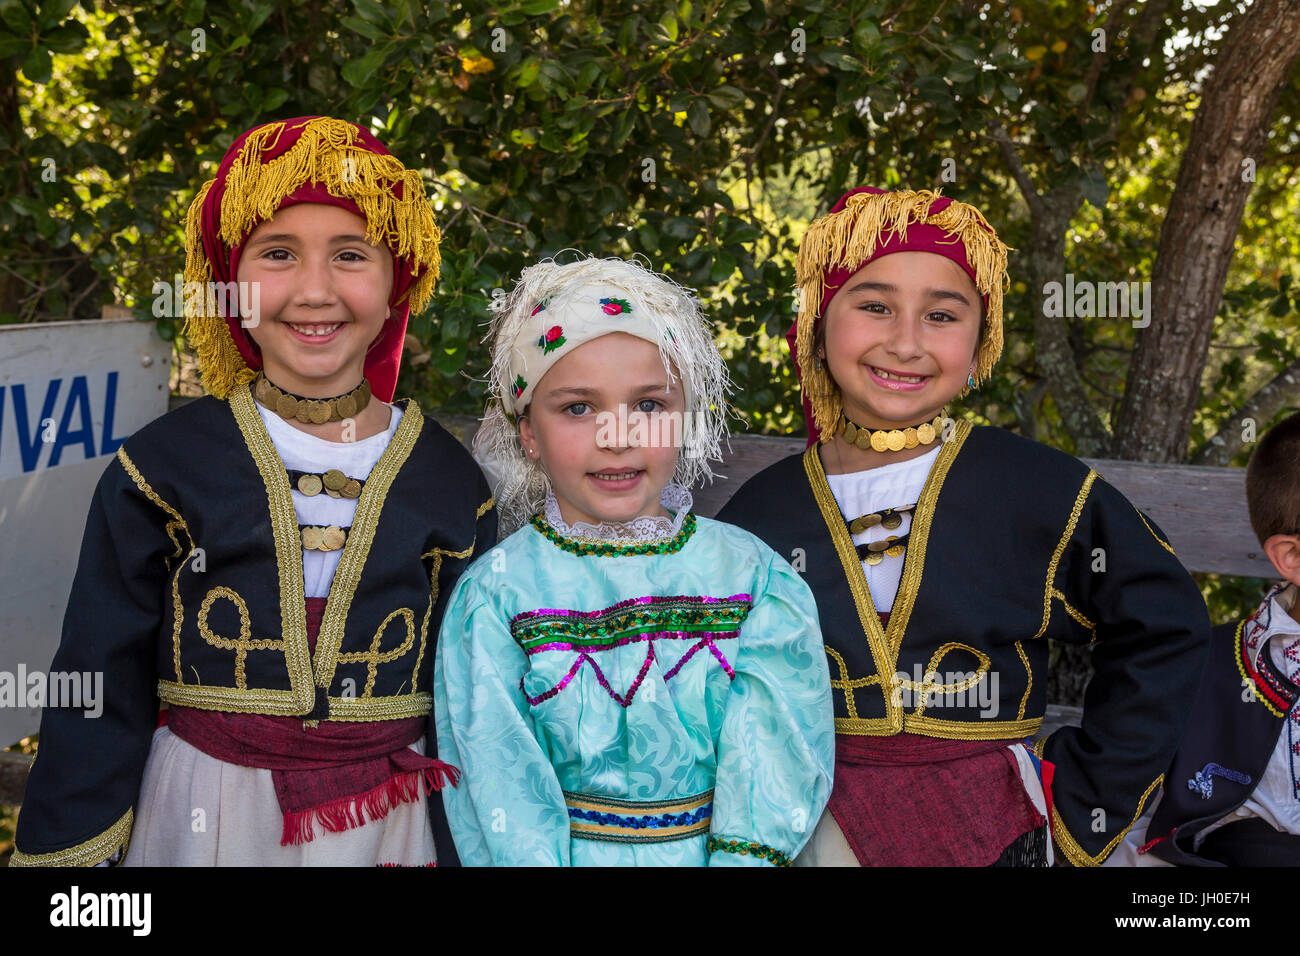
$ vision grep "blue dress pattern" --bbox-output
[434,513,834,866]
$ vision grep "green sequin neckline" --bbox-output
[530,512,698,557]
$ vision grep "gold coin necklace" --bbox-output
[839,412,945,453]
[254,372,372,425]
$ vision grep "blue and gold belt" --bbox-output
[564,789,713,844]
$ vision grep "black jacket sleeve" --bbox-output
[1041,475,1211,866]
[12,450,176,865]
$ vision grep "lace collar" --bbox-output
[533,483,697,556]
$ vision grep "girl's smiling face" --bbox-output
[518,332,686,528]
[820,250,982,429]
[237,203,393,397]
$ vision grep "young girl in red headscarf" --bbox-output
[718,186,1211,866]
[12,117,495,866]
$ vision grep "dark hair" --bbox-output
[1245,410,1300,545]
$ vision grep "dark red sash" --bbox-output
[828,732,1044,866]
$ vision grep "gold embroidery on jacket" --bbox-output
[197,586,285,690]
[311,398,424,692]
[903,642,991,719]
[1031,470,1097,640]
[415,540,477,688]
[1014,640,1033,720]
[1134,507,1176,555]
[117,447,194,683]
[9,808,134,868]
[1052,774,1163,867]
[229,382,316,712]
[337,608,417,698]
[902,715,1043,739]
[804,419,971,735]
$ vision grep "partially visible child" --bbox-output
[13,117,494,866]
[434,255,834,866]
[1107,410,1300,866]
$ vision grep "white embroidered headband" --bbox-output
[474,254,733,536]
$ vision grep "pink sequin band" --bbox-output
[511,594,752,708]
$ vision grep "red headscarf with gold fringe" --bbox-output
[182,116,441,403]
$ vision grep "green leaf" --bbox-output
[262,88,290,112]
[352,0,391,25]
[247,3,275,32]
[0,2,31,34]
[946,61,977,83]
[38,0,78,31]
[914,75,950,105]
[9,194,48,218]
[520,0,560,13]
[340,15,388,41]
[1270,295,1292,317]
[663,216,697,240]
[687,99,711,137]
[1067,83,1087,103]
[1078,167,1108,209]
[659,11,678,42]
[43,22,88,54]
[21,46,52,85]
[514,58,540,88]
[342,44,390,87]
[181,0,206,27]
[999,77,1020,101]
[706,84,746,110]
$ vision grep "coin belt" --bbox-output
[298,524,352,552]
[288,468,365,499]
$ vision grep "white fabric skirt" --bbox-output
[122,726,436,866]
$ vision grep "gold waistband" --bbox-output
[564,789,713,844]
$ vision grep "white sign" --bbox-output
[0,318,171,747]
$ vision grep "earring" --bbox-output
[967,373,976,389]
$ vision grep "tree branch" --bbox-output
[1192,354,1300,465]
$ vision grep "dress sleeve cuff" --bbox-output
[706,836,793,867]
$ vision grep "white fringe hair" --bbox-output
[473,253,734,537]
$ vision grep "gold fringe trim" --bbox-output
[182,117,442,398]
[794,189,1010,440]
[10,809,133,867]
